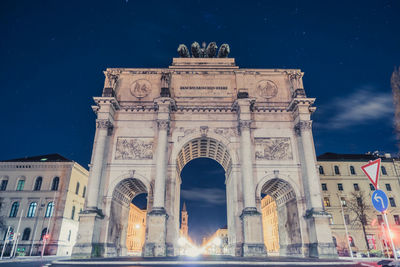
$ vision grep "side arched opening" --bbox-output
[108,178,148,256]
[259,178,302,256]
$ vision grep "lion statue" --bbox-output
[206,42,218,58]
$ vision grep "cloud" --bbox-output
[181,187,226,206]
[318,86,393,130]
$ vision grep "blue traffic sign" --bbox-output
[372,190,389,212]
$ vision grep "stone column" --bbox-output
[86,119,113,210]
[72,97,117,258]
[294,120,337,258]
[236,99,267,257]
[144,97,173,257]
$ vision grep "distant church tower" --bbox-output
[180,202,188,237]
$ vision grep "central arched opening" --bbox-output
[259,178,302,257]
[108,178,148,256]
[176,137,232,256]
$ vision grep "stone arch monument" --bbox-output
[72,50,337,258]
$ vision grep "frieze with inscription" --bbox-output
[115,137,153,160]
[255,137,293,160]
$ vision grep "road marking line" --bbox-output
[52,260,356,265]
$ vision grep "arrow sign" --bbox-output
[361,158,381,189]
[371,189,389,212]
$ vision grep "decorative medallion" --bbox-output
[256,80,278,99]
[130,79,151,98]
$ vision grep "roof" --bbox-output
[317,152,395,162]
[0,153,73,163]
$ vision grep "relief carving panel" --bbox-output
[115,137,153,160]
[255,137,293,160]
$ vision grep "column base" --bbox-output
[279,243,308,257]
[72,210,105,258]
[143,207,168,257]
[305,208,338,259]
[240,208,267,257]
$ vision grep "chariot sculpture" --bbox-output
[177,42,230,58]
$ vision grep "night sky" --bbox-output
[1,1,399,243]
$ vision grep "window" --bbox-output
[337,183,343,191]
[349,236,355,247]
[45,202,54,218]
[389,197,396,207]
[82,186,86,198]
[321,183,327,191]
[16,180,25,191]
[377,215,384,225]
[353,183,359,191]
[350,166,356,175]
[361,215,367,225]
[0,179,8,191]
[22,228,31,241]
[51,177,59,191]
[334,165,340,175]
[319,166,324,175]
[27,202,37,217]
[71,206,75,220]
[367,234,376,250]
[9,202,19,217]
[344,214,350,225]
[75,182,80,195]
[40,228,48,241]
[340,197,347,207]
[323,197,331,207]
[357,197,362,207]
[394,215,400,225]
[68,230,71,242]
[381,166,387,175]
[3,227,13,241]
[385,184,392,191]
[369,183,375,191]
[33,177,42,191]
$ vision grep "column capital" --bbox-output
[96,119,113,129]
[239,120,252,130]
[294,120,312,136]
[157,119,170,132]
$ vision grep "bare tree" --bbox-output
[391,66,400,152]
[345,191,374,255]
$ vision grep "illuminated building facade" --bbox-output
[126,203,146,255]
[318,152,400,256]
[202,227,229,255]
[261,195,279,253]
[0,154,88,256]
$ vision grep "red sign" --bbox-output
[361,158,381,189]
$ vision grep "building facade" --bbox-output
[126,203,146,255]
[202,227,229,255]
[73,48,336,258]
[0,154,88,256]
[261,195,279,254]
[318,152,400,256]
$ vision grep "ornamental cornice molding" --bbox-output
[287,97,315,112]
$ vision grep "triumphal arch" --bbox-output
[72,43,337,259]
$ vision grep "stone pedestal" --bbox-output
[305,210,338,259]
[72,211,105,258]
[240,208,267,257]
[143,208,168,257]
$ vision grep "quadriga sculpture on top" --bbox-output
[177,42,230,58]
